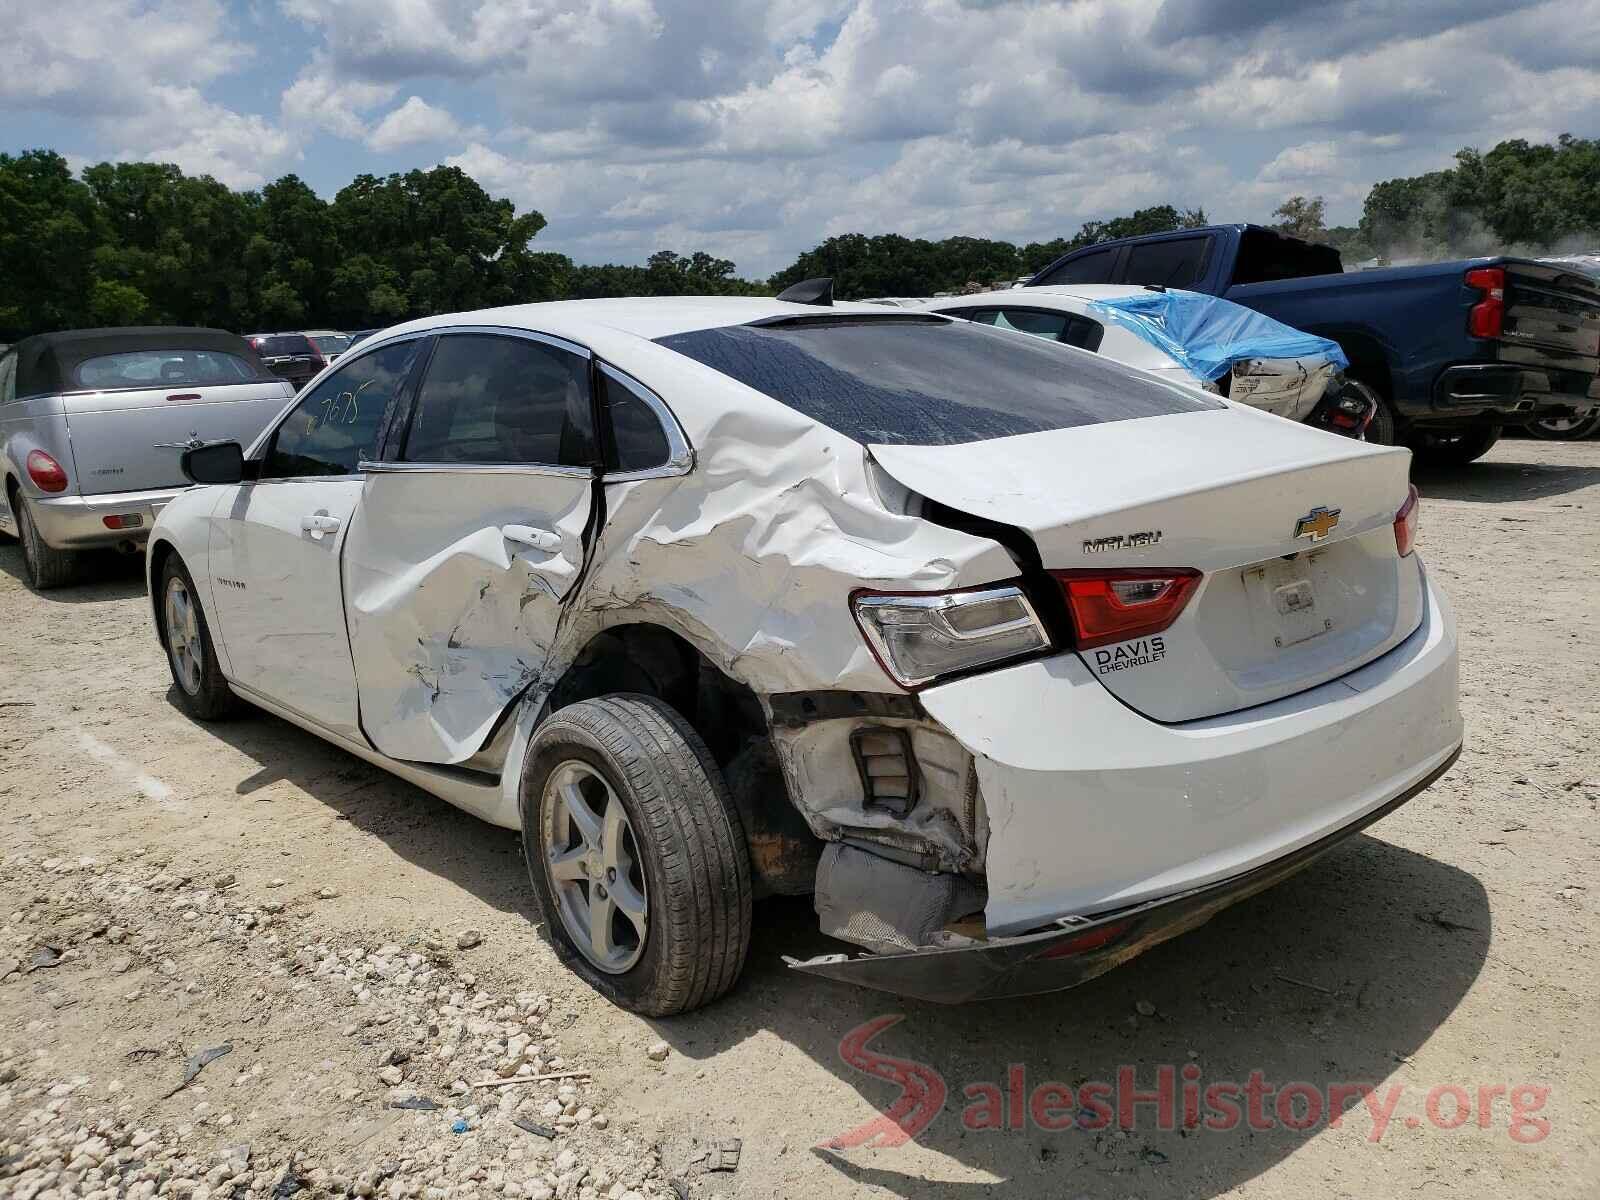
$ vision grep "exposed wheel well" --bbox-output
[544,623,821,895]
[1333,332,1395,402]
[147,538,177,628]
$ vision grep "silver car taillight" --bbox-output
[851,585,1051,689]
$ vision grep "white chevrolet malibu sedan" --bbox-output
[147,292,1462,1014]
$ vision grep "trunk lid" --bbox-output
[871,407,1424,721]
[64,381,293,495]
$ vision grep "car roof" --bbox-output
[915,289,1197,378]
[10,326,263,399]
[374,296,912,346]
[922,285,1156,310]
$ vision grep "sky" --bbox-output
[3,0,1598,278]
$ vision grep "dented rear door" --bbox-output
[342,329,598,765]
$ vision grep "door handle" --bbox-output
[301,513,342,539]
[501,524,562,552]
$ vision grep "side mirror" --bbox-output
[181,441,246,485]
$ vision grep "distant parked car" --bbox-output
[0,327,293,589]
[246,333,325,390]
[304,330,353,363]
[920,285,1375,438]
[345,328,385,347]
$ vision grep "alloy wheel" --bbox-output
[540,760,649,974]
[164,575,204,696]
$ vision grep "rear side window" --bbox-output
[1034,247,1117,286]
[656,316,1220,447]
[1122,237,1209,288]
[265,339,422,478]
[74,349,262,390]
[599,366,672,473]
[0,353,15,404]
[403,333,594,467]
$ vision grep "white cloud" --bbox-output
[282,60,398,139]
[365,96,468,152]
[0,0,292,187]
[109,86,296,189]
[5,0,1600,273]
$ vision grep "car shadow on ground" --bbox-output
[0,542,146,601]
[1413,456,1600,503]
[647,836,1490,1198]
[162,665,1490,1198]
[185,698,536,923]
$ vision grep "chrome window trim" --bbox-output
[595,362,694,482]
[358,460,593,479]
[428,324,592,360]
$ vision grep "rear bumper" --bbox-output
[27,485,189,548]
[790,568,1462,1002]
[788,742,1460,1004]
[1428,363,1600,424]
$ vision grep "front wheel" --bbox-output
[1409,424,1502,467]
[520,694,752,1016]
[158,555,241,721]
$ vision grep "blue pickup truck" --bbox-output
[1028,224,1600,464]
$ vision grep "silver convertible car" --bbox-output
[147,293,1461,1014]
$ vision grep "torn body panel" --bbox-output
[488,402,1019,859]
[343,467,592,764]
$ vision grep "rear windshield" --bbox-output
[655,316,1221,446]
[256,335,315,356]
[74,349,266,390]
[309,334,351,355]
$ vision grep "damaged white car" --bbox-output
[147,291,1463,1014]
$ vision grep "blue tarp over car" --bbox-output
[1086,288,1349,383]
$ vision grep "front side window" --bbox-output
[403,333,594,467]
[1035,247,1117,286]
[75,349,264,390]
[0,353,15,405]
[264,339,421,478]
[1122,237,1209,288]
[657,315,1221,447]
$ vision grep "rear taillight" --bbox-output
[851,584,1052,689]
[25,449,68,493]
[1052,569,1201,650]
[1394,484,1420,556]
[1466,267,1505,339]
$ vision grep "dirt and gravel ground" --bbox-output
[2,438,1597,1200]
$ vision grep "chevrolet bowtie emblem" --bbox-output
[1294,506,1341,541]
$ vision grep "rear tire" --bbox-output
[1526,412,1600,440]
[16,494,77,590]
[520,694,752,1016]
[1409,425,1502,466]
[158,554,241,721]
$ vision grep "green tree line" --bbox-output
[3,134,1596,340]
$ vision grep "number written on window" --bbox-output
[265,339,420,477]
